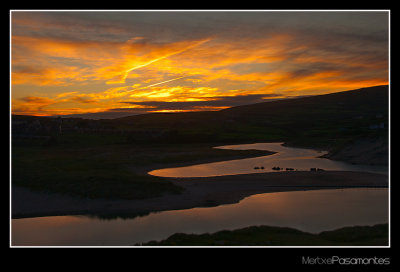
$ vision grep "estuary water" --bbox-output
[12,188,388,246]
[149,142,387,177]
[11,143,388,246]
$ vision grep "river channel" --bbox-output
[149,142,387,177]
[11,143,388,246]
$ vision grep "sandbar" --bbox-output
[12,170,388,219]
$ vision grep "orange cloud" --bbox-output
[12,66,87,86]
[12,34,211,87]
[11,15,388,117]
[12,96,57,115]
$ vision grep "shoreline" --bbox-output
[12,170,388,219]
[129,149,277,175]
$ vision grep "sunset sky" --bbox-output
[11,10,389,118]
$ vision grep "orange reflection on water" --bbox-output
[12,188,388,246]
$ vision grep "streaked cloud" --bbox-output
[11,11,389,117]
[124,94,271,107]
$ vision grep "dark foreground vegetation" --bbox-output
[140,224,388,246]
[12,85,389,199]
[12,143,269,200]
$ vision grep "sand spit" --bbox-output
[12,171,388,219]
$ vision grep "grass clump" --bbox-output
[140,224,388,246]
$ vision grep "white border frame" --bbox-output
[9,9,391,249]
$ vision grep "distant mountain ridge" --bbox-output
[221,85,388,115]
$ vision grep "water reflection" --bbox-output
[12,188,388,246]
[149,142,387,177]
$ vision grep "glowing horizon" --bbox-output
[11,10,389,118]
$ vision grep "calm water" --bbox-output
[12,188,388,246]
[12,143,389,246]
[149,142,388,177]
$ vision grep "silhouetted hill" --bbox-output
[223,85,388,116]
[219,85,389,146]
[115,85,388,127]
[12,85,389,152]
[111,85,388,147]
[221,85,388,124]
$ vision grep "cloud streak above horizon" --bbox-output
[11,10,389,117]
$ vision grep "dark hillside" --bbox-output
[118,85,388,148]
[12,85,389,159]
[11,85,389,200]
[223,85,388,116]
[220,85,389,147]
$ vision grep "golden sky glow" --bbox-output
[11,11,389,118]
